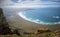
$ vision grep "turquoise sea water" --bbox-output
[19,7,60,25]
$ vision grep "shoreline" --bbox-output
[18,12,60,25]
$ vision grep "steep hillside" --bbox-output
[0,8,60,37]
[0,8,12,34]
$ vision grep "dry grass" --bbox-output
[0,31,60,37]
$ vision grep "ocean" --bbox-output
[18,7,60,25]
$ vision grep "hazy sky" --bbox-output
[0,0,60,8]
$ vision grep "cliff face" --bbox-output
[0,8,11,34]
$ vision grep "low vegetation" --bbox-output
[0,8,60,37]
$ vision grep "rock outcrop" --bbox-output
[0,8,24,36]
[0,8,11,34]
[35,28,51,34]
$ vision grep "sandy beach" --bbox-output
[6,13,60,33]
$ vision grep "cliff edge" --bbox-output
[0,8,11,34]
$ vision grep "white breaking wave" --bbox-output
[53,16,60,19]
[18,12,60,25]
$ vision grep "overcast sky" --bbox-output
[0,0,60,8]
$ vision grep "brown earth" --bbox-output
[0,8,60,37]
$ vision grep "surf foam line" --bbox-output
[18,12,60,25]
